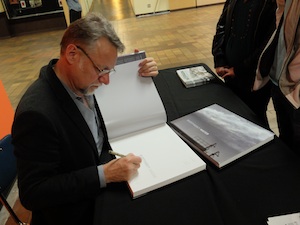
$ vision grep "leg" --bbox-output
[226,81,271,127]
[69,9,82,23]
[272,84,300,154]
[246,81,272,128]
[291,104,300,153]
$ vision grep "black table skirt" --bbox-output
[93,64,300,225]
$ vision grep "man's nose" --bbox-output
[98,73,110,85]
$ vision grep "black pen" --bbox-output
[109,150,126,158]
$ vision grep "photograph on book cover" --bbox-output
[176,65,216,88]
[170,104,274,168]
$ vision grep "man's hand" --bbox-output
[103,153,142,183]
[138,57,159,77]
[134,49,159,77]
[215,67,235,79]
[216,66,235,79]
[221,67,235,79]
[215,66,227,76]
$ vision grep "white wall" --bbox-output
[0,1,4,12]
[196,0,225,6]
[80,0,93,16]
[169,0,195,10]
[131,0,169,15]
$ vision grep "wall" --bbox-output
[80,0,93,16]
[0,1,4,12]
[131,0,169,15]
[169,0,195,10]
[196,0,225,6]
[130,0,224,16]
[61,0,70,26]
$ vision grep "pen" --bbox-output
[108,150,126,158]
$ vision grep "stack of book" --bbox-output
[176,65,215,88]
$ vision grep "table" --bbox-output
[93,64,300,225]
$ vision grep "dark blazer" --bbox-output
[212,0,276,90]
[12,59,112,225]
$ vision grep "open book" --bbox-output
[94,51,206,198]
[169,104,274,168]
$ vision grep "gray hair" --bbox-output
[60,12,125,53]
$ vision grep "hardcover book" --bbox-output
[176,65,215,88]
[94,52,206,198]
[169,104,274,168]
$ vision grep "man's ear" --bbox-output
[65,44,78,64]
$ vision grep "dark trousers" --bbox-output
[69,9,81,23]
[272,84,300,154]
[226,80,272,128]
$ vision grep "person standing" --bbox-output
[212,0,277,126]
[67,0,82,23]
[254,0,300,154]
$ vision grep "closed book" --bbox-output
[176,66,215,88]
[169,104,274,168]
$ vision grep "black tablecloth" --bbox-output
[93,64,300,225]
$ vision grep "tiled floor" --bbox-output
[0,1,278,224]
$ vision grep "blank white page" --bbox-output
[94,52,166,140]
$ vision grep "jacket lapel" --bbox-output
[44,60,100,161]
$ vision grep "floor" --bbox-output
[0,1,278,224]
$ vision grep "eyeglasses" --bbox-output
[76,45,115,77]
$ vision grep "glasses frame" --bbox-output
[76,45,115,77]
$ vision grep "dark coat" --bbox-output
[12,59,112,225]
[212,0,277,90]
